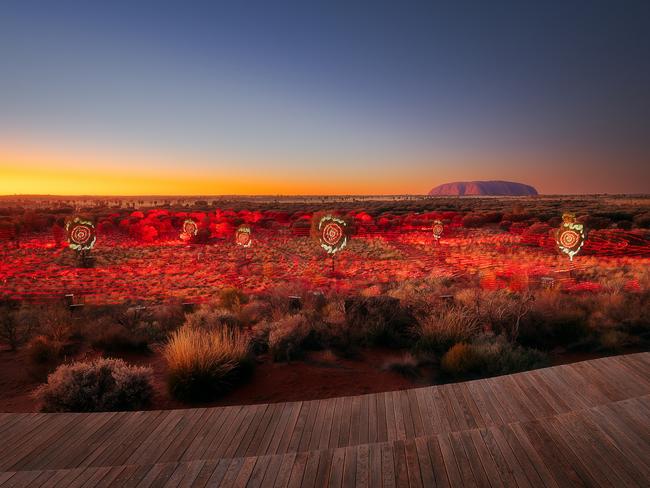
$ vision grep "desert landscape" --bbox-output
[1,195,648,414]
[2,1,649,485]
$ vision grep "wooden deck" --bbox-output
[0,352,648,487]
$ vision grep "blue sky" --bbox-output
[1,0,649,194]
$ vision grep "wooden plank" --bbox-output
[341,446,357,488]
[234,404,270,457]
[336,396,353,448]
[316,398,336,451]
[436,433,465,487]
[349,395,362,446]
[391,391,408,441]
[355,443,369,488]
[397,390,415,440]
[180,406,229,461]
[358,394,370,445]
[367,442,382,488]
[552,413,635,487]
[447,431,481,488]
[584,407,650,478]
[287,401,312,453]
[230,456,258,488]
[259,453,284,487]
[328,448,346,488]
[375,392,388,443]
[220,404,261,458]
[256,402,288,456]
[274,402,303,455]
[300,449,322,488]
[425,435,451,488]
[313,449,334,488]
[305,398,327,452]
[245,455,272,488]
[273,452,297,488]
[286,451,309,488]
[512,421,584,486]
[403,439,423,488]
[380,441,396,488]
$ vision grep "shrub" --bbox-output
[414,308,481,354]
[517,292,589,349]
[0,302,33,350]
[441,337,547,380]
[382,353,420,379]
[344,296,417,347]
[164,326,251,402]
[599,329,632,351]
[27,335,63,364]
[239,300,272,324]
[36,358,153,412]
[268,314,311,362]
[184,306,241,331]
[220,287,249,311]
[90,323,149,352]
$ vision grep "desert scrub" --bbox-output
[184,305,241,330]
[414,308,481,354]
[36,358,153,412]
[441,336,547,380]
[382,353,420,379]
[268,313,313,362]
[344,296,417,348]
[27,335,63,364]
[517,291,589,349]
[165,326,251,402]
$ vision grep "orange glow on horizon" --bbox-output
[0,141,427,195]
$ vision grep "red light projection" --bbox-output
[0,208,647,304]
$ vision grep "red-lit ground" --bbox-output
[1,223,648,304]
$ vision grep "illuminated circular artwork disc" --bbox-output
[236,225,252,248]
[180,219,198,241]
[66,218,96,251]
[556,213,585,261]
[432,220,444,240]
[318,215,347,254]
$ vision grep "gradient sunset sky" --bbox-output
[1,1,649,195]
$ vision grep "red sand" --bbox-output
[0,344,635,413]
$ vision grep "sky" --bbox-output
[1,0,649,195]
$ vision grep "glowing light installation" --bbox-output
[66,217,96,251]
[318,215,348,254]
[235,225,252,248]
[556,213,585,261]
[180,219,198,242]
[432,220,444,240]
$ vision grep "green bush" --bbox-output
[36,358,153,412]
[441,336,547,380]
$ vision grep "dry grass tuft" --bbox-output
[164,326,251,402]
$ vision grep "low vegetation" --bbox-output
[36,358,153,412]
[164,326,251,402]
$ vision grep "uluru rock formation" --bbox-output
[428,180,538,196]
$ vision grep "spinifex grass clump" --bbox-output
[164,326,252,402]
